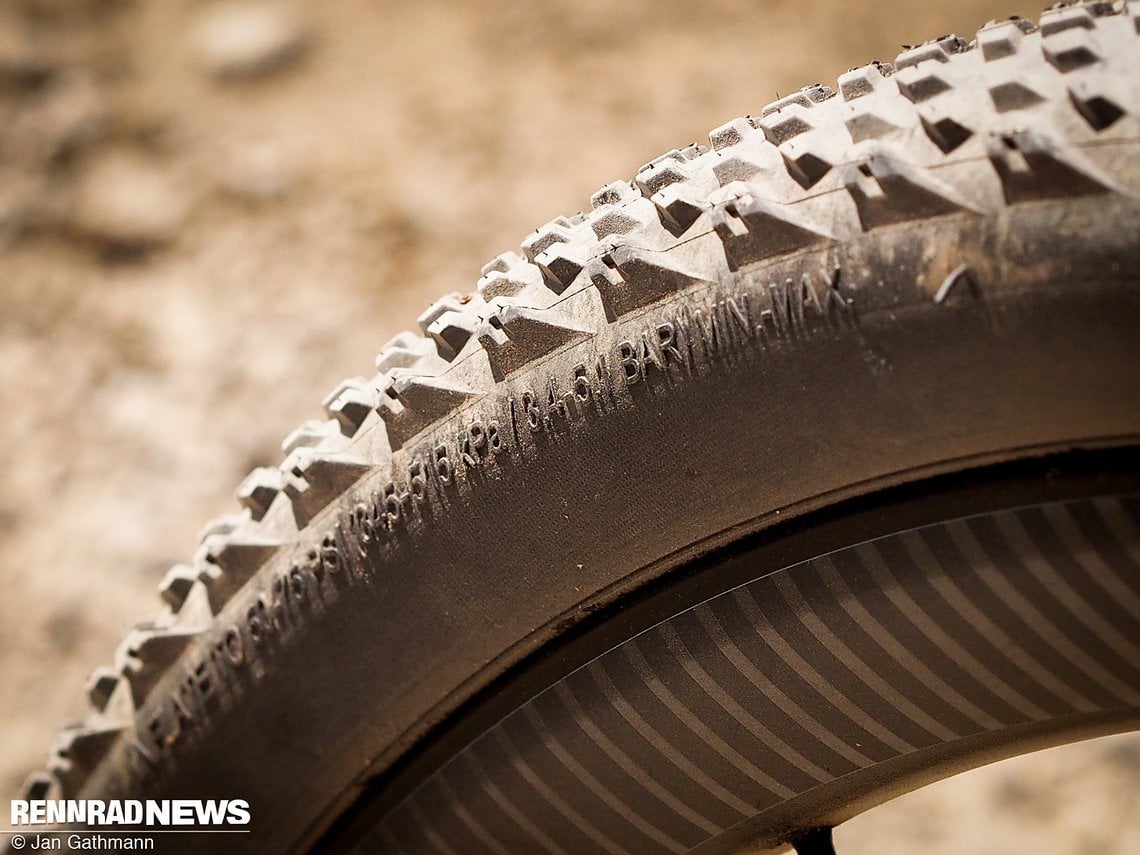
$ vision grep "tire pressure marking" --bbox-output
[134,266,858,768]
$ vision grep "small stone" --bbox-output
[191,2,309,80]
[71,151,189,250]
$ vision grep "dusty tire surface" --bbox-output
[12,2,1140,853]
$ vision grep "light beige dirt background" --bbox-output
[1,0,1137,851]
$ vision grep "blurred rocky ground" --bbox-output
[1,1,1136,851]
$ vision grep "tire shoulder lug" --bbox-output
[711,186,838,271]
[377,374,484,449]
[589,243,711,318]
[843,148,981,229]
[477,303,593,380]
[987,129,1115,202]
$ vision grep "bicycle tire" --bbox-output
[21,3,1140,853]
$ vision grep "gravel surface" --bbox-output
[1,1,1136,851]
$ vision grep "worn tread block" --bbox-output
[1068,81,1126,130]
[780,140,836,189]
[844,150,978,230]
[712,189,838,270]
[758,107,815,145]
[589,244,711,319]
[978,18,1036,61]
[708,117,759,150]
[919,107,974,153]
[378,375,483,449]
[116,625,203,708]
[281,418,340,456]
[55,724,121,778]
[158,563,199,610]
[426,309,480,360]
[651,181,709,231]
[281,453,372,527]
[838,63,894,101]
[520,223,572,263]
[590,180,640,209]
[85,667,120,713]
[478,305,593,379]
[987,129,1113,202]
[896,70,953,104]
[895,35,970,70]
[1043,28,1103,73]
[374,331,444,374]
[534,241,588,293]
[235,467,285,521]
[19,774,52,802]
[761,84,835,115]
[845,112,905,144]
[989,80,1046,112]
